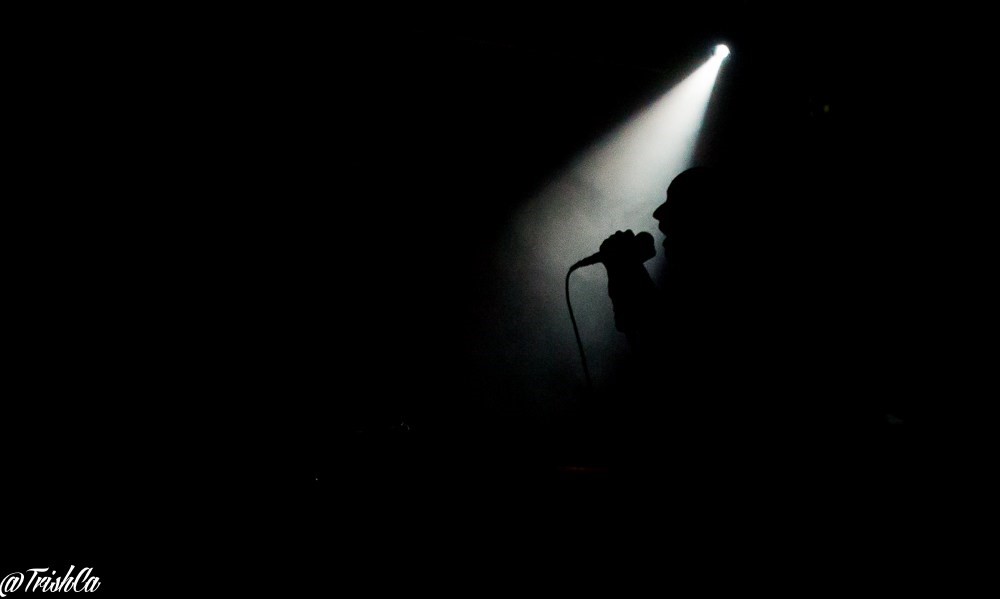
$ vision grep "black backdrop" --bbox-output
[5,3,990,591]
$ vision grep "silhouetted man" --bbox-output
[602,166,881,466]
[598,167,798,472]
[600,168,927,559]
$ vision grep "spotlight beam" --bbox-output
[502,47,729,392]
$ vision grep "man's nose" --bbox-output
[653,200,668,221]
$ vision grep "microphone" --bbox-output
[572,231,656,269]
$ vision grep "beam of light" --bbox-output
[500,51,728,397]
[715,44,731,59]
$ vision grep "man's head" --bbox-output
[652,166,746,276]
[653,167,725,243]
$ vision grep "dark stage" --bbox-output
[4,3,990,593]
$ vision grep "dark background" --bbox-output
[5,2,991,591]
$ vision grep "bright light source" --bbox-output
[715,44,731,59]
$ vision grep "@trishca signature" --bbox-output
[1,567,101,596]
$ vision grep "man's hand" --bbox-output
[600,229,646,270]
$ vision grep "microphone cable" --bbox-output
[565,264,594,393]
